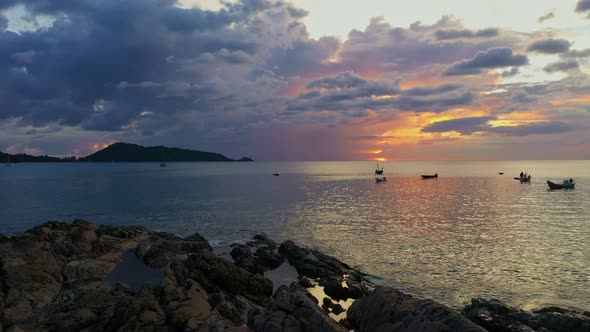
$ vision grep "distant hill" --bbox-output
[0,151,72,163]
[80,142,252,162]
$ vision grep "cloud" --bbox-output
[423,116,573,136]
[544,60,579,72]
[396,92,475,112]
[422,116,494,134]
[489,122,573,136]
[537,11,555,23]
[402,83,463,96]
[575,0,590,16]
[435,28,498,40]
[527,38,571,54]
[444,47,528,76]
[562,49,590,58]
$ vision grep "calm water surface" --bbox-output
[1,161,589,310]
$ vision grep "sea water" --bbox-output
[1,160,589,310]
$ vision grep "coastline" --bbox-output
[0,220,589,331]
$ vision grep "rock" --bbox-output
[253,233,278,249]
[322,297,345,315]
[279,240,309,263]
[184,232,213,251]
[184,250,273,302]
[298,276,313,288]
[230,244,266,274]
[106,286,164,331]
[290,291,348,331]
[254,247,284,269]
[348,287,486,332]
[96,224,150,239]
[166,280,211,330]
[463,298,590,332]
[64,259,116,287]
[261,286,347,332]
[142,240,212,268]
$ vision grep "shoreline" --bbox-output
[0,220,589,331]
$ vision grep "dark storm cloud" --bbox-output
[444,47,528,76]
[0,0,305,132]
[576,0,590,15]
[423,116,573,136]
[338,16,518,75]
[537,11,555,23]
[402,83,463,97]
[422,116,494,134]
[544,59,579,72]
[527,38,571,54]
[435,28,498,40]
[0,13,7,31]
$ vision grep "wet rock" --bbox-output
[322,297,345,315]
[230,244,266,274]
[183,232,213,251]
[142,239,212,268]
[261,285,347,332]
[253,233,278,249]
[184,250,273,302]
[348,286,486,332]
[96,224,150,239]
[166,280,211,330]
[64,259,116,287]
[298,276,313,288]
[106,286,164,331]
[254,247,284,269]
[463,298,590,332]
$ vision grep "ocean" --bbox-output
[1,160,589,310]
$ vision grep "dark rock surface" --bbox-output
[1,220,588,332]
[347,286,487,332]
[463,298,590,332]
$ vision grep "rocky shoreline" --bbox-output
[1,220,589,331]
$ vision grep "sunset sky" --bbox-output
[1,0,589,160]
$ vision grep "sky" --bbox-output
[0,0,589,160]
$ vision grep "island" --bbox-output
[1,142,253,163]
[0,220,588,331]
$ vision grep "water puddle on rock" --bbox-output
[106,251,164,289]
[307,281,354,322]
[264,261,299,292]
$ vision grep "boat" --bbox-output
[160,162,167,167]
[375,162,383,175]
[5,154,12,167]
[499,172,504,175]
[547,179,575,190]
[273,173,280,176]
[421,173,438,179]
[375,177,387,183]
[514,175,531,183]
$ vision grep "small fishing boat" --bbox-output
[421,173,438,179]
[375,177,387,183]
[514,175,531,183]
[273,173,280,176]
[499,172,504,175]
[547,179,575,190]
[375,162,384,175]
[160,162,167,167]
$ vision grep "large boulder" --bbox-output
[463,298,590,332]
[347,287,486,332]
[183,250,273,302]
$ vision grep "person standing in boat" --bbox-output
[520,171,524,179]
